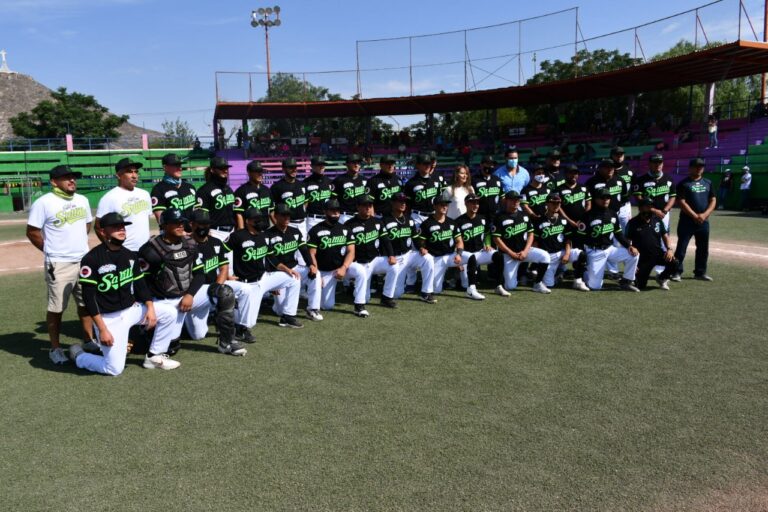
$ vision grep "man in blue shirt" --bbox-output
[671,157,716,282]
[494,147,530,194]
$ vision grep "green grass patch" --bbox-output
[0,263,766,510]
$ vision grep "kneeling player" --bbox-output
[455,193,494,300]
[533,193,588,291]
[416,191,465,295]
[626,198,678,290]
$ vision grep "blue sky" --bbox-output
[0,0,764,137]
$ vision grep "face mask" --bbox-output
[507,159,518,168]
[326,215,340,225]
[108,237,125,247]
[194,227,210,238]
[212,174,228,186]
[534,175,548,184]
[256,219,270,232]
[641,211,653,219]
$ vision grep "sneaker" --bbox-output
[235,325,256,343]
[620,280,641,292]
[305,308,324,321]
[142,353,181,370]
[218,340,247,356]
[465,285,486,300]
[605,271,620,281]
[445,278,456,289]
[380,296,398,309]
[278,316,304,329]
[68,343,84,363]
[572,278,590,292]
[656,277,670,290]
[49,347,68,365]
[495,285,511,297]
[669,273,682,282]
[419,293,437,304]
[404,284,417,294]
[353,304,370,318]
[694,274,713,282]
[167,337,182,356]
[532,282,552,294]
[518,275,530,286]
[82,340,100,353]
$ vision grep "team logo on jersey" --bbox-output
[210,188,222,196]
[270,236,282,244]
[214,245,221,254]
[234,197,243,208]
[151,196,159,206]
[577,221,586,232]
[429,225,440,232]
[246,192,259,200]
[79,266,92,278]
[317,230,331,237]
[351,226,364,234]
[590,219,602,226]
[138,258,150,272]
[97,264,117,274]
[242,240,255,248]
[173,251,188,260]
[164,190,178,198]
[501,219,513,226]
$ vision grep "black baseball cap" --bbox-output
[282,157,298,169]
[392,192,408,202]
[565,164,580,174]
[346,154,362,164]
[414,153,432,165]
[99,212,132,227]
[548,149,562,159]
[160,208,188,225]
[593,188,612,199]
[209,157,231,169]
[49,165,82,179]
[310,156,327,166]
[610,146,625,155]
[480,155,496,165]
[689,157,706,167]
[244,207,263,220]
[504,190,522,200]
[246,161,264,173]
[274,203,291,216]
[531,163,545,172]
[115,158,143,172]
[649,154,664,163]
[188,210,211,224]
[433,191,452,205]
[356,194,375,206]
[324,198,341,210]
[428,150,437,162]
[161,153,183,166]
[637,197,654,207]
[379,155,397,164]
[546,193,562,202]
[598,158,615,169]
[464,193,481,202]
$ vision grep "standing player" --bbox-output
[585,158,626,278]
[611,146,634,230]
[196,157,236,242]
[577,188,640,291]
[533,193,588,291]
[69,213,175,375]
[555,164,591,230]
[270,158,308,239]
[455,194,494,300]
[27,165,94,364]
[303,155,334,232]
[234,160,273,230]
[632,154,675,232]
[626,198,678,290]
[672,157,716,282]
[403,153,443,228]
[520,164,550,221]
[331,154,368,224]
[415,191,464,295]
[150,153,197,223]
[95,158,152,253]
[367,154,402,216]
[543,149,563,187]
[490,191,551,295]
[472,155,503,225]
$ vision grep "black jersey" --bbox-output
[381,214,417,255]
[632,172,675,210]
[150,180,197,217]
[366,171,402,213]
[471,172,503,217]
[307,221,353,271]
[534,214,571,253]
[578,207,629,248]
[626,214,667,254]
[521,184,549,217]
[403,173,442,213]
[331,173,368,213]
[615,164,634,203]
[555,182,590,222]
[455,213,488,253]
[491,211,533,253]
[234,182,273,217]
[417,216,461,257]
[303,173,334,216]
[196,181,236,228]
[264,225,309,270]
[193,237,229,285]
[79,244,150,315]
[270,179,307,220]
[345,216,390,263]
[228,228,270,282]
[585,174,625,213]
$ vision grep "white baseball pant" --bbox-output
[432,254,462,294]
[499,247,550,290]
[585,245,639,290]
[306,263,367,310]
[355,257,398,303]
[394,251,435,297]
[148,289,211,355]
[459,249,496,288]
[405,211,430,287]
[182,281,251,340]
[543,248,583,287]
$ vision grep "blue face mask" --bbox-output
[507,158,518,168]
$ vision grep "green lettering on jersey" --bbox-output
[215,193,235,210]
[320,235,348,250]
[97,267,135,292]
[242,246,268,262]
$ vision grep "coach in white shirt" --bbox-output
[95,158,153,252]
[27,165,94,365]
[740,165,752,211]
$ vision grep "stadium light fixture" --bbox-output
[251,5,281,95]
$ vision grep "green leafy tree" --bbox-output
[9,87,128,139]
[160,117,196,146]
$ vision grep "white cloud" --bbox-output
[661,22,681,35]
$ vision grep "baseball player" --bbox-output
[303,156,334,232]
[521,164,550,221]
[533,193,588,291]
[331,154,368,224]
[472,155,503,225]
[415,190,464,295]
[227,208,302,333]
[150,153,197,223]
[382,192,436,305]
[626,198,678,290]
[555,164,591,230]
[455,194,494,300]
[366,154,402,216]
[137,208,210,369]
[632,153,676,232]
[611,146,635,230]
[27,164,94,364]
[577,188,640,291]
[196,157,236,242]
[69,213,175,375]
[543,149,564,188]
[305,198,366,318]
[490,190,551,295]
[234,160,274,230]
[95,158,152,253]
[585,158,627,278]
[270,158,308,239]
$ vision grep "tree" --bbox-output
[161,117,196,146]
[10,87,128,139]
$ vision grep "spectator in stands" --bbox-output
[397,143,407,160]
[236,128,243,150]
[740,165,752,211]
[493,147,530,194]
[446,165,474,220]
[707,115,718,149]
[193,138,202,151]
[718,170,733,210]
[461,144,471,166]
[218,125,226,150]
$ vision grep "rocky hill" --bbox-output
[0,72,162,145]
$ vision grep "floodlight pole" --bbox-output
[252,7,281,98]
[762,0,768,104]
[265,25,272,95]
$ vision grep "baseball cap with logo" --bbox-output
[324,198,341,210]
[379,155,397,164]
[565,164,580,174]
[274,203,292,216]
[346,154,362,164]
[161,153,184,166]
[546,193,562,202]
[480,155,496,165]
[689,157,706,167]
[209,157,231,169]
[593,188,612,199]
[357,194,375,206]
[160,208,188,225]
[246,161,264,173]
[282,157,298,168]
[548,149,562,159]
[637,197,654,207]
[99,212,132,227]
[414,153,432,165]
[610,146,625,155]
[49,165,82,179]
[115,158,143,172]
[433,190,453,205]
[505,190,522,200]
[392,192,408,203]
[188,210,211,224]
[464,193,481,202]
[244,207,263,220]
[649,154,664,163]
[310,156,327,166]
[598,158,615,169]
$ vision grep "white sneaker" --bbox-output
[305,308,324,321]
[532,282,551,294]
[68,343,84,363]
[82,340,101,353]
[495,285,511,297]
[656,277,670,291]
[143,353,181,370]
[572,278,590,292]
[465,285,486,300]
[49,347,68,365]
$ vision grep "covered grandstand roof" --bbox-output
[214,40,768,120]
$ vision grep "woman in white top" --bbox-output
[446,165,474,219]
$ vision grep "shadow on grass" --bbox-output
[0,330,90,375]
